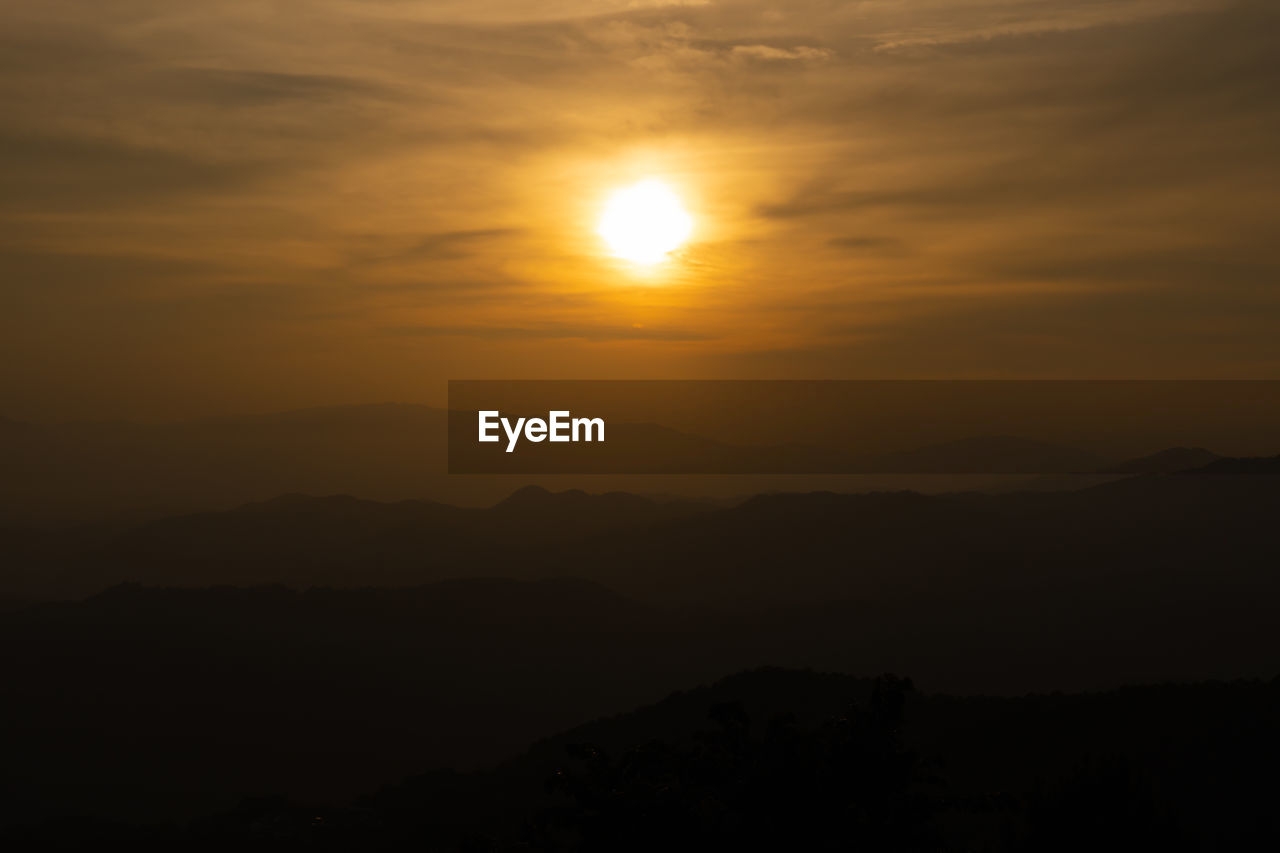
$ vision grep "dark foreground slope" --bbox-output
[0,580,702,824]
[8,472,1276,695]
[3,566,1279,832]
[5,668,1277,851]
[3,472,1279,839]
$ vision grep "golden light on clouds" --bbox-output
[2,0,1279,420]
[597,179,694,265]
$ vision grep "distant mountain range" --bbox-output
[1102,446,1221,473]
[863,434,1105,474]
[0,403,1261,520]
[5,452,1278,607]
[4,471,1280,832]
[1185,454,1280,475]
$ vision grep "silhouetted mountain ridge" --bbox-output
[6,401,1268,519]
[1183,454,1280,474]
[8,455,1277,600]
[42,488,708,593]
[1103,446,1221,473]
[865,435,1105,474]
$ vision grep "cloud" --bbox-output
[730,44,833,62]
[343,230,527,267]
[388,323,714,341]
[825,236,904,252]
[0,129,272,211]
[152,67,392,105]
[2,0,1278,418]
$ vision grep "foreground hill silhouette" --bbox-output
[4,466,1279,840]
[5,667,1277,850]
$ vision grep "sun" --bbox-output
[597,179,693,265]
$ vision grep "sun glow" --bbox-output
[597,179,693,265]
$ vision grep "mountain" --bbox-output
[12,452,1280,603]
[0,579,692,824]
[1102,446,1221,473]
[1183,454,1280,475]
[6,465,1280,832]
[859,435,1105,474]
[490,484,708,527]
[11,665,1275,848]
[0,403,1175,521]
[66,488,710,592]
[0,404,452,521]
[369,669,1280,852]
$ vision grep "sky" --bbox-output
[2,0,1278,421]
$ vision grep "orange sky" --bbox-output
[2,0,1278,421]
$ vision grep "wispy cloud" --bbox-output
[389,323,714,341]
[1,0,1277,418]
[730,44,833,62]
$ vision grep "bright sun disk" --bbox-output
[597,179,693,265]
